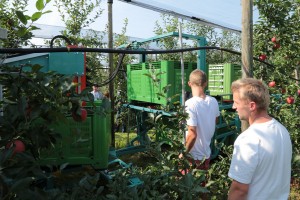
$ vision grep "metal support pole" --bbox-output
[178,21,185,106]
[197,38,206,73]
[108,0,115,147]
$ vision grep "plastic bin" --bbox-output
[127,60,197,105]
[39,100,111,170]
[208,63,241,100]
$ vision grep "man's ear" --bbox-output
[249,101,256,111]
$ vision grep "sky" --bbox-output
[26,0,259,39]
[27,0,160,39]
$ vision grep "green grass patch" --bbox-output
[115,132,137,149]
[114,132,156,149]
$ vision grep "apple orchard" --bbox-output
[0,0,299,199]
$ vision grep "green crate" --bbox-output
[208,63,241,100]
[127,60,197,105]
[39,100,111,169]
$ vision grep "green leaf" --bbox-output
[29,25,40,31]
[1,149,15,162]
[32,64,43,72]
[19,96,27,115]
[60,163,69,171]
[31,12,42,22]
[16,11,27,25]
[42,10,52,14]
[293,154,300,164]
[11,177,35,192]
[156,71,166,76]
[36,0,45,10]
[16,27,28,37]
[143,73,152,78]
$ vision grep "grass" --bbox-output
[115,132,137,149]
[114,132,156,149]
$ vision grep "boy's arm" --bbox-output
[185,126,197,153]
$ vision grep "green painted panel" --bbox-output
[49,52,84,75]
[3,52,84,75]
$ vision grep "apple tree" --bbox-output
[0,1,92,198]
[253,0,300,156]
[0,0,52,48]
[0,63,90,198]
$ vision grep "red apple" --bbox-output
[72,108,88,122]
[286,96,295,104]
[259,54,267,61]
[81,101,87,107]
[273,43,280,49]
[271,36,277,43]
[268,81,276,87]
[281,88,286,94]
[6,140,26,154]
[297,89,300,96]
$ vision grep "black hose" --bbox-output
[50,35,72,48]
[1,46,226,54]
[93,44,131,86]
[97,53,126,86]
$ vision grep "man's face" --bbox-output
[232,91,251,121]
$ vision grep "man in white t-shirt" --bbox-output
[91,85,103,101]
[228,78,292,200]
[180,69,220,170]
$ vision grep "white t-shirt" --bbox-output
[228,118,292,200]
[91,91,103,100]
[185,95,220,160]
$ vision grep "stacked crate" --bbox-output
[39,101,111,170]
[127,60,197,105]
[208,63,241,100]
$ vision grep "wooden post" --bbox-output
[241,0,253,131]
[241,0,253,78]
[108,0,115,147]
[0,27,7,117]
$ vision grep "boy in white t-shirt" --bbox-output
[179,69,220,170]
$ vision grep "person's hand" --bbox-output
[179,153,184,159]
